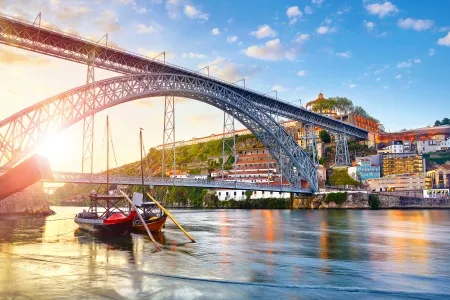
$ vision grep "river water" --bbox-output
[0,207,449,299]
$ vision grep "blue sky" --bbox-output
[1,0,450,171]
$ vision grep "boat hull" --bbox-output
[75,215,135,236]
[133,215,167,233]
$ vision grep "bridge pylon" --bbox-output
[222,112,237,181]
[162,96,176,177]
[304,123,318,165]
[81,50,96,174]
[334,134,350,166]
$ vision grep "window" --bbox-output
[219,192,221,196]
[242,191,245,195]
[226,192,229,196]
[234,191,237,196]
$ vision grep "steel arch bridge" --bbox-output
[0,13,368,139]
[0,73,319,192]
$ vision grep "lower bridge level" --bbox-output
[49,172,313,194]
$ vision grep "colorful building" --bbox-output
[357,159,381,182]
[381,153,425,176]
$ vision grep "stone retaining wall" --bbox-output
[0,182,52,215]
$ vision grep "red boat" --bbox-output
[75,194,137,236]
[74,116,135,236]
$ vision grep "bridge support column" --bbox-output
[222,112,236,180]
[304,123,318,165]
[334,134,350,166]
[81,50,96,174]
[162,96,176,177]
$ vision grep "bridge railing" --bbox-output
[49,172,311,193]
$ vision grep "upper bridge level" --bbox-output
[0,13,368,139]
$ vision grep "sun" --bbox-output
[35,132,77,171]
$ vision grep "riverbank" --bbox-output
[293,192,450,209]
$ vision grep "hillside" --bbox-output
[51,134,263,203]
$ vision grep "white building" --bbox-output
[417,137,450,153]
[215,189,290,201]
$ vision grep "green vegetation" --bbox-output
[311,96,378,123]
[423,152,450,166]
[329,168,359,186]
[319,130,331,144]
[369,194,380,210]
[325,192,347,205]
[434,117,450,127]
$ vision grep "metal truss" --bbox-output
[222,112,236,180]
[304,123,318,165]
[335,134,350,166]
[81,50,95,173]
[162,96,175,177]
[49,172,312,194]
[0,13,367,139]
[0,73,319,192]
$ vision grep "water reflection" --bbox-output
[0,208,449,298]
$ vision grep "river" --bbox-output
[0,207,449,299]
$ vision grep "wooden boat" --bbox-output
[133,202,167,233]
[74,116,136,236]
[74,194,137,236]
[132,128,167,233]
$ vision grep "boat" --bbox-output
[132,127,167,233]
[74,116,136,236]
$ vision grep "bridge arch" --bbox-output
[0,73,318,191]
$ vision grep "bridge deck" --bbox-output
[49,172,313,194]
[0,13,368,139]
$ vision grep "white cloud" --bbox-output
[377,31,387,37]
[365,1,398,18]
[304,6,313,14]
[227,18,234,23]
[349,83,357,88]
[250,25,277,39]
[297,70,306,76]
[316,26,336,34]
[137,47,174,60]
[137,24,155,34]
[324,18,332,25]
[395,74,402,79]
[272,85,287,92]
[397,60,412,68]
[182,52,207,59]
[363,20,376,31]
[293,33,309,43]
[414,58,422,64]
[439,26,450,32]
[312,0,324,7]
[336,51,351,58]
[227,36,238,43]
[287,6,302,24]
[437,32,450,46]
[165,0,182,19]
[183,4,208,22]
[197,57,263,82]
[211,28,220,35]
[244,39,297,61]
[398,18,434,31]
[287,6,302,18]
[429,48,435,56]
[95,10,122,32]
[116,0,148,14]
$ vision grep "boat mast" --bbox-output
[106,115,110,194]
[140,128,145,196]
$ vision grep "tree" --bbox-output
[353,105,368,117]
[331,97,354,119]
[329,169,359,186]
[319,130,331,144]
[435,120,442,127]
[442,118,450,125]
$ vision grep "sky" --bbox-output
[1,0,450,172]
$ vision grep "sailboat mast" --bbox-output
[106,115,110,193]
[140,128,145,194]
